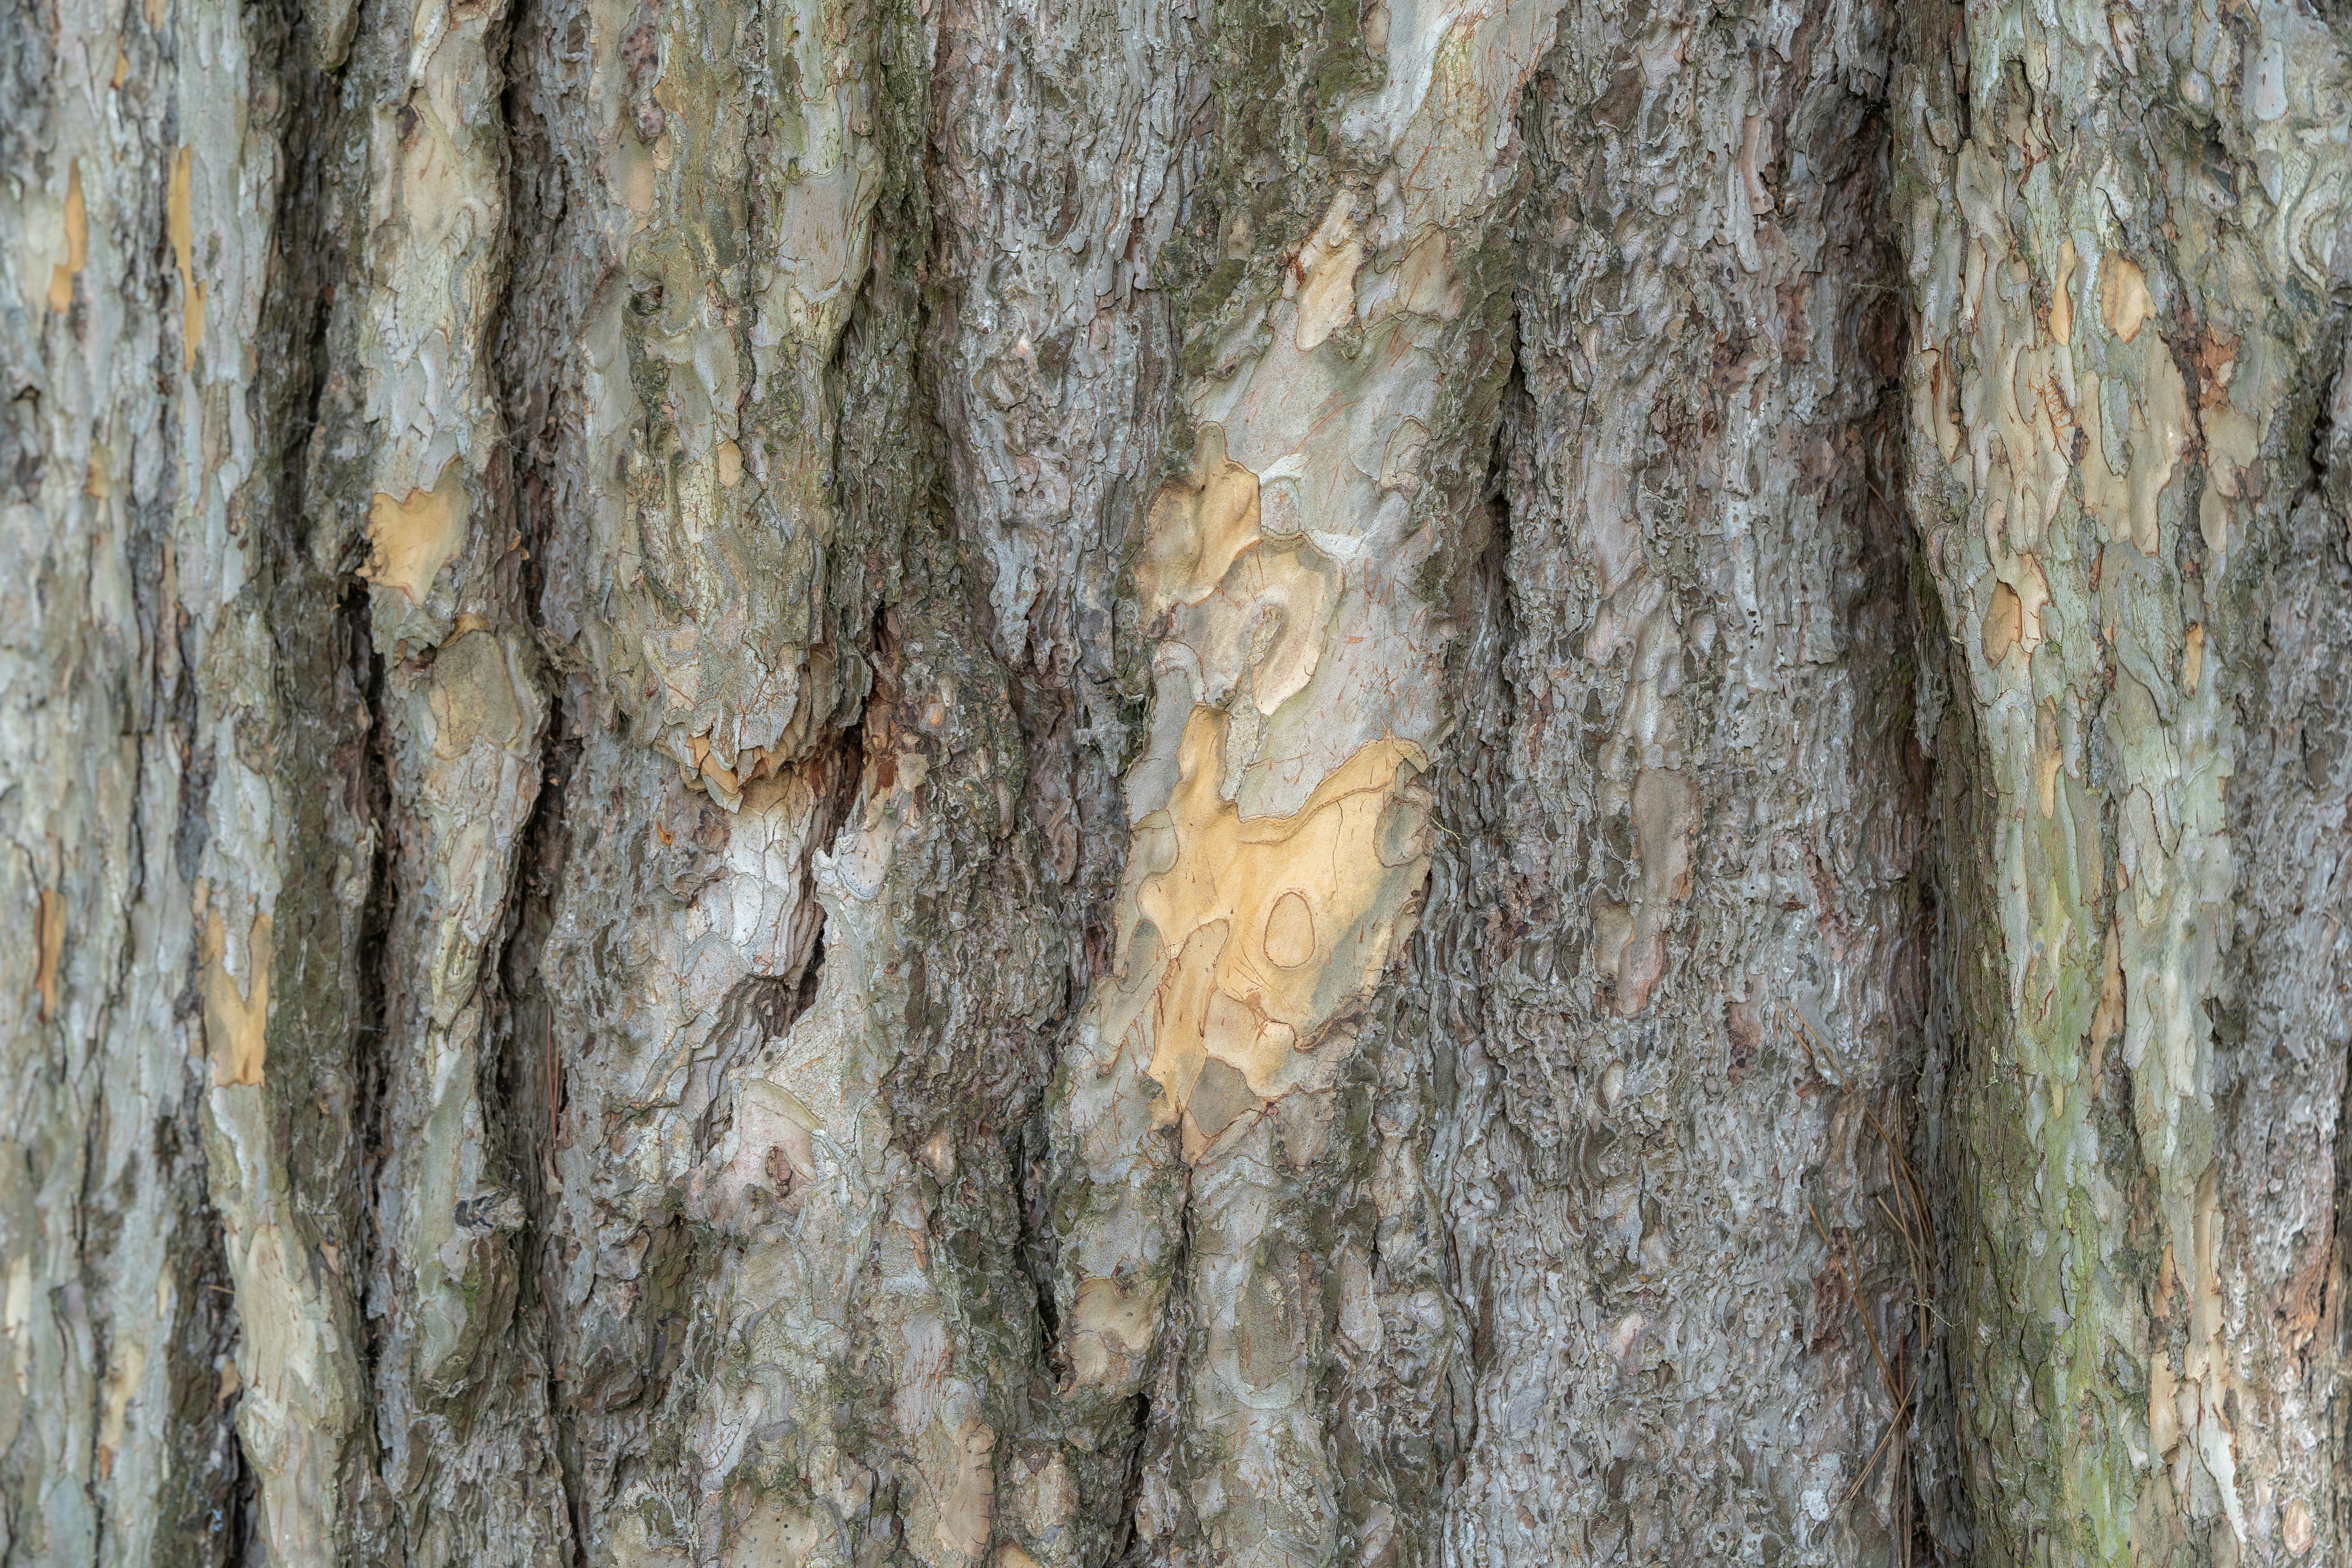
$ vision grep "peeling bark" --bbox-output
[1893,0,2352,1559]
[6,0,2352,1562]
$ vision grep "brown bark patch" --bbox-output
[32,887,62,1022]
[1983,580,2023,664]
[2101,255,2152,344]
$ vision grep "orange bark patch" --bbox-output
[1983,581,2023,664]
[200,909,272,1087]
[33,888,63,1022]
[45,162,85,314]
[168,149,207,368]
[2191,325,2239,411]
[1068,1274,1158,1386]
[2048,238,2076,345]
[363,461,470,604]
[1125,708,1428,1122]
[1135,428,1260,615]
[2100,255,2152,344]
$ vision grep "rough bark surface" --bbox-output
[1892,2,2352,1560]
[4,0,2352,1562]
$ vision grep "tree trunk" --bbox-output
[5,0,2352,1561]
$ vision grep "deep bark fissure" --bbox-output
[1910,832,1970,1562]
[2320,307,2352,1348]
[1102,1387,1152,1568]
[219,1414,258,1566]
[169,1087,251,1566]
[1862,308,1936,1561]
[1015,1110,1061,1352]
[492,682,583,1557]
[1434,305,1524,1466]
[346,585,399,1481]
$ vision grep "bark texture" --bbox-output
[1892,2,2352,1559]
[4,0,2352,1562]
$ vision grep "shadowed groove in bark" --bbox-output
[346,591,399,1553]
[151,325,249,1566]
[222,0,399,1541]
[1414,316,1522,1524]
[495,682,585,1562]
[2323,312,2352,1525]
[2243,249,2352,1566]
[1392,6,1943,1558]
[493,0,593,1550]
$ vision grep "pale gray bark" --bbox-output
[1435,9,1927,1559]
[1893,2,2352,1559]
[4,0,2352,1564]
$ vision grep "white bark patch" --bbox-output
[1292,196,1365,351]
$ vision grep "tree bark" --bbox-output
[1893,3,2352,1559]
[4,0,2351,1562]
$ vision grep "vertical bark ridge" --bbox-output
[2206,206,2352,1566]
[1390,2,1933,1560]
[1892,0,2352,1559]
[203,0,408,1548]
[1035,0,1563,1561]
[0,0,390,1544]
[491,0,1098,1555]
[918,0,1190,1552]
[320,0,575,1543]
